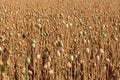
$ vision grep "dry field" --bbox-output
[0,0,120,80]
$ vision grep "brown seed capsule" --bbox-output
[93,62,97,68]
[44,64,47,69]
[96,55,100,61]
[28,70,33,75]
[56,50,61,57]
[62,20,66,24]
[87,40,90,44]
[100,48,104,54]
[113,37,118,41]
[49,69,54,75]
[86,48,90,54]
[67,62,72,68]
[106,58,110,63]
[37,54,41,59]
[103,65,107,72]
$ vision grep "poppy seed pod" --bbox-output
[44,64,47,69]
[67,62,72,68]
[49,69,54,75]
[35,23,42,29]
[0,36,4,41]
[100,48,104,54]
[86,48,90,54]
[25,58,30,64]
[57,50,61,57]
[37,54,41,59]
[31,40,36,44]
[32,43,35,48]
[28,70,33,75]
[69,55,74,61]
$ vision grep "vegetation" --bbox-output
[0,0,120,80]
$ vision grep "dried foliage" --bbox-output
[0,0,120,80]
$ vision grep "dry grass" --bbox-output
[0,0,120,80]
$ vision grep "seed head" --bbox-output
[28,70,33,75]
[37,54,41,59]
[56,50,61,57]
[44,64,47,69]
[25,58,30,64]
[69,55,74,61]
[67,62,72,68]
[86,48,90,54]
[49,69,54,75]
[100,48,104,54]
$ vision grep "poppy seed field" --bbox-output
[0,0,120,80]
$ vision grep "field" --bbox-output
[0,0,120,80]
